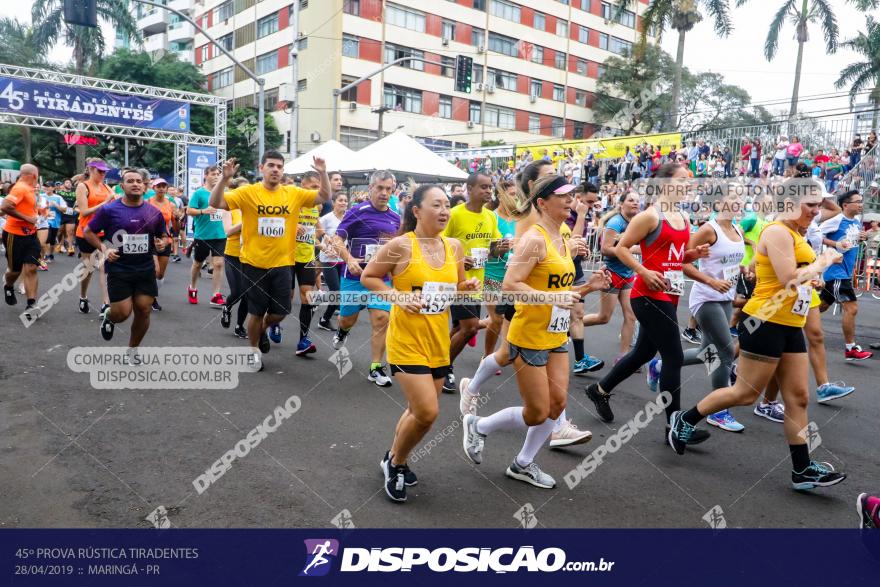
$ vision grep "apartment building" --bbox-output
[193,0,653,154]
[133,0,197,64]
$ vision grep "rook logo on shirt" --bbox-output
[547,272,575,288]
[256,204,290,215]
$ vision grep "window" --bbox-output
[342,34,359,58]
[384,84,422,113]
[574,121,585,139]
[575,90,587,106]
[439,95,452,119]
[602,2,635,28]
[597,64,606,77]
[579,0,591,11]
[609,36,633,55]
[297,36,308,50]
[533,12,545,31]
[386,3,426,32]
[214,67,233,88]
[488,68,517,91]
[441,56,455,77]
[200,45,209,62]
[576,59,587,74]
[442,20,455,41]
[257,13,278,38]
[256,51,277,75]
[385,43,424,71]
[340,76,358,102]
[264,87,279,111]
[469,101,481,123]
[218,33,233,52]
[578,25,589,44]
[554,51,566,69]
[484,105,515,129]
[551,117,564,137]
[216,1,233,21]
[531,45,544,64]
[530,79,542,97]
[553,84,564,101]
[343,0,359,16]
[529,114,541,134]
[599,32,608,50]
[472,27,485,48]
[556,20,568,37]
[473,0,486,9]
[488,32,518,57]
[491,0,520,22]
[473,66,483,84]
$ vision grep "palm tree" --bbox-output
[613,0,734,131]
[835,17,880,132]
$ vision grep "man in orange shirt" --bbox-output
[1,164,41,317]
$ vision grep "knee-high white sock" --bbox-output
[469,354,502,395]
[476,406,526,436]
[516,417,558,467]
[156,277,164,291]
[552,409,567,433]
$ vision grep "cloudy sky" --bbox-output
[1,1,870,117]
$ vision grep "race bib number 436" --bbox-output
[258,217,285,238]
[547,305,571,333]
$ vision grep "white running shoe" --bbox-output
[459,377,479,417]
[549,420,593,448]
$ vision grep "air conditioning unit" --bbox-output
[348,102,357,111]
[467,121,475,129]
[529,94,537,103]
[486,84,495,94]
[477,44,486,53]
[475,82,484,91]
[441,37,450,46]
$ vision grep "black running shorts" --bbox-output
[107,270,158,303]
[3,231,41,272]
[243,263,292,317]
[738,316,807,360]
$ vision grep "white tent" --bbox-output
[339,131,469,182]
[283,140,356,174]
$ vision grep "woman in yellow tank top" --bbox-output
[362,185,478,503]
[462,175,609,490]
[669,181,848,491]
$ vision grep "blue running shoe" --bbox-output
[816,382,855,404]
[753,401,784,423]
[268,324,282,344]
[706,409,745,432]
[295,337,317,356]
[646,357,662,392]
[792,461,846,491]
[573,354,604,375]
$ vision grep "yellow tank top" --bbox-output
[507,225,576,350]
[743,221,816,328]
[387,233,459,368]
[224,208,243,257]
[295,205,321,263]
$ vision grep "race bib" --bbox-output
[48,210,57,221]
[297,225,316,245]
[471,247,490,270]
[258,217,285,238]
[791,285,812,317]
[420,281,456,315]
[547,305,571,334]
[665,270,685,296]
[121,234,149,254]
[209,211,223,222]
[722,265,739,283]
[364,244,380,263]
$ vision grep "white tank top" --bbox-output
[688,219,745,316]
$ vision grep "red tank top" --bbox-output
[631,211,691,304]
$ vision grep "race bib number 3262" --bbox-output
[121,234,149,254]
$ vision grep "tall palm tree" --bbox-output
[835,17,880,132]
[613,0,734,131]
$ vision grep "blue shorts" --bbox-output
[339,277,391,317]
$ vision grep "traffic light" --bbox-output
[455,55,474,93]
[63,0,98,28]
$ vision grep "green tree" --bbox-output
[834,17,880,132]
[227,108,283,175]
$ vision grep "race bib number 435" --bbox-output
[258,217,285,238]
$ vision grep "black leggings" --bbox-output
[599,296,684,419]
[224,255,249,328]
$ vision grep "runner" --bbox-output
[57,178,78,256]
[220,177,250,339]
[209,152,331,370]
[187,165,226,307]
[316,191,349,331]
[147,178,177,312]
[1,164,41,319]
[330,170,401,387]
[75,159,113,315]
[818,190,873,361]
[83,168,168,347]
[462,175,609,489]
[361,184,477,503]
[481,179,516,360]
[668,184,848,491]
[34,188,50,271]
[584,163,711,435]
[44,182,67,263]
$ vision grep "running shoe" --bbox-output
[187,287,198,305]
[151,299,162,312]
[646,357,662,392]
[268,324,282,344]
[220,305,231,328]
[505,460,556,489]
[664,426,710,445]
[67,249,75,257]
[753,401,785,423]
[258,331,271,354]
[791,461,846,491]
[845,345,873,361]
[681,328,702,345]
[816,382,855,404]
[332,328,349,349]
[667,411,695,455]
[317,316,336,331]
[23,303,37,323]
[458,377,479,417]
[462,414,485,464]
[170,254,181,263]
[210,292,225,307]
[99,303,110,316]
[296,338,317,356]
[368,365,392,387]
[233,325,248,339]
[549,420,593,448]
[729,326,739,338]
[37,262,48,271]
[585,383,614,423]
[78,298,89,314]
[706,410,745,433]
[442,370,456,394]
[381,451,417,487]
[100,315,115,341]
[4,285,16,306]
[573,354,604,375]
[381,457,407,503]
[249,352,264,372]
[857,493,880,529]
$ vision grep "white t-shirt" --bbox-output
[775,142,789,160]
[318,211,343,263]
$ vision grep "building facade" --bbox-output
[132,0,197,64]
[192,0,653,154]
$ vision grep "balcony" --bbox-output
[137,8,168,36]
[168,0,193,14]
[168,21,195,43]
[174,50,195,65]
[143,32,168,54]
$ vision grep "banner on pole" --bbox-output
[185,145,218,237]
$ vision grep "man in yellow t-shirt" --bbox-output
[441,172,505,392]
[210,151,330,368]
[286,170,323,356]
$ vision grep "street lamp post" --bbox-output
[289,0,300,159]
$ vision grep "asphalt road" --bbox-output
[2,252,879,530]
